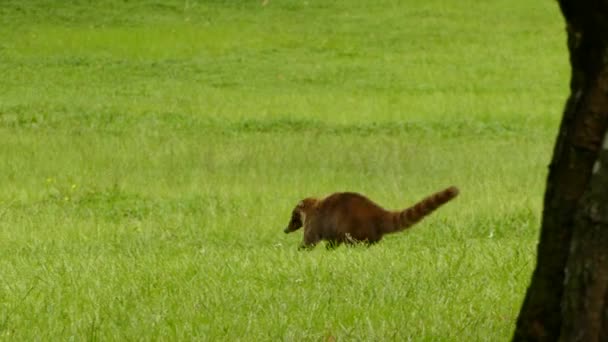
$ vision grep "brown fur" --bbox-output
[283,186,459,249]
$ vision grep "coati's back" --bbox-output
[314,192,395,243]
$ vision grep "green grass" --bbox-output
[0,0,567,340]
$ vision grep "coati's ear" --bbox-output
[296,200,304,208]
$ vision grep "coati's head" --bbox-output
[283,198,317,233]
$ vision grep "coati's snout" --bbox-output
[284,209,303,233]
[284,198,317,234]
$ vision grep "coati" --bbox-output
[283,186,459,249]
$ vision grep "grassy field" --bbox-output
[0,0,568,340]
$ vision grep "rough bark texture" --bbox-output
[512,0,608,341]
[561,139,608,341]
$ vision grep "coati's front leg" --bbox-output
[298,225,321,250]
[325,240,342,250]
[298,242,317,250]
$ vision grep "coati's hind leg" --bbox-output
[363,234,382,247]
[341,232,376,247]
[343,240,375,248]
[342,233,381,248]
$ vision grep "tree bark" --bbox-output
[560,136,608,341]
[513,1,608,341]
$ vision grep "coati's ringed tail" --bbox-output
[390,186,459,233]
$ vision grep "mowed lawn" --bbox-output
[0,0,568,340]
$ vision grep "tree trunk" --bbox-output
[512,1,608,341]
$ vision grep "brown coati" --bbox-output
[283,186,459,249]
